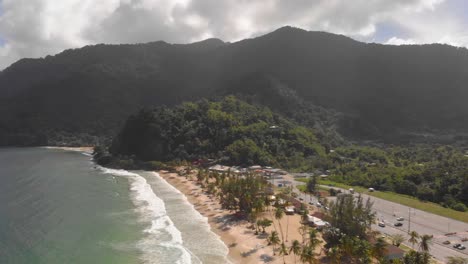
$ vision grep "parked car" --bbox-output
[378,222,385,227]
[453,244,466,250]
[394,222,403,227]
[316,202,322,207]
[443,240,451,245]
[396,217,404,221]
[368,187,375,192]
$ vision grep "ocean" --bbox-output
[0,148,229,264]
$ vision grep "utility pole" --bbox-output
[408,207,411,234]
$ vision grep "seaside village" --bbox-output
[158,161,415,264]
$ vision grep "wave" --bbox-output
[148,172,230,263]
[98,167,195,264]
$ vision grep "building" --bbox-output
[307,215,329,229]
[208,164,231,173]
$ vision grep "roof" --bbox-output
[208,164,231,172]
[307,215,328,226]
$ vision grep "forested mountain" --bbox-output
[1,26,468,145]
[101,97,468,210]
[107,96,326,170]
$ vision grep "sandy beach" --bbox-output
[158,169,323,264]
[44,146,94,154]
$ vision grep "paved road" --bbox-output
[365,192,468,262]
[278,175,468,262]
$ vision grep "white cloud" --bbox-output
[386,37,416,45]
[0,0,466,70]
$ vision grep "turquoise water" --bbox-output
[0,148,228,264]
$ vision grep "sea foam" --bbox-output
[98,167,194,264]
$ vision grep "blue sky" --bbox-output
[376,23,413,43]
[0,0,467,69]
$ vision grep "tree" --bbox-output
[308,229,322,250]
[289,240,301,264]
[419,234,433,252]
[299,225,309,245]
[446,256,468,264]
[257,218,272,233]
[403,250,430,264]
[268,231,280,255]
[325,194,375,247]
[279,243,289,264]
[300,244,318,264]
[275,207,285,242]
[390,233,405,247]
[408,231,419,249]
[371,237,387,262]
[307,175,317,193]
[326,246,342,264]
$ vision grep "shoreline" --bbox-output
[157,169,310,264]
[43,146,94,154]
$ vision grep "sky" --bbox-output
[0,0,467,69]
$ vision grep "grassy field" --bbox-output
[295,178,468,223]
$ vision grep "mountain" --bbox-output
[105,96,326,171]
[1,26,468,146]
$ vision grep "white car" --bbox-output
[378,222,385,227]
[396,217,404,221]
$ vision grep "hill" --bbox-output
[2,26,468,145]
[99,97,468,210]
[105,96,326,170]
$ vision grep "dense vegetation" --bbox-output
[3,26,468,146]
[101,96,468,210]
[108,96,326,169]
[326,145,468,211]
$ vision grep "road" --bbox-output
[278,175,468,262]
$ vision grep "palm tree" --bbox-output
[300,244,318,264]
[308,229,322,250]
[403,250,430,264]
[279,243,289,264]
[419,234,433,252]
[408,231,419,249]
[298,225,309,245]
[446,256,468,264]
[327,246,342,264]
[268,231,280,255]
[275,207,285,242]
[390,233,405,247]
[289,240,301,264]
[372,237,388,261]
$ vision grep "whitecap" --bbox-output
[98,167,195,264]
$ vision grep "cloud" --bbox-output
[0,0,466,69]
[386,37,417,45]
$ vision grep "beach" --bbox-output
[158,169,322,264]
[44,146,94,154]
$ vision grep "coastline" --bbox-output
[43,146,94,154]
[157,169,310,264]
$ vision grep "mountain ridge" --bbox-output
[1,26,468,146]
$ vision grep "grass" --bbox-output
[294,178,468,223]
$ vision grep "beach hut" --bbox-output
[285,206,295,215]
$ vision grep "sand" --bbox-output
[158,169,324,264]
[44,146,94,154]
